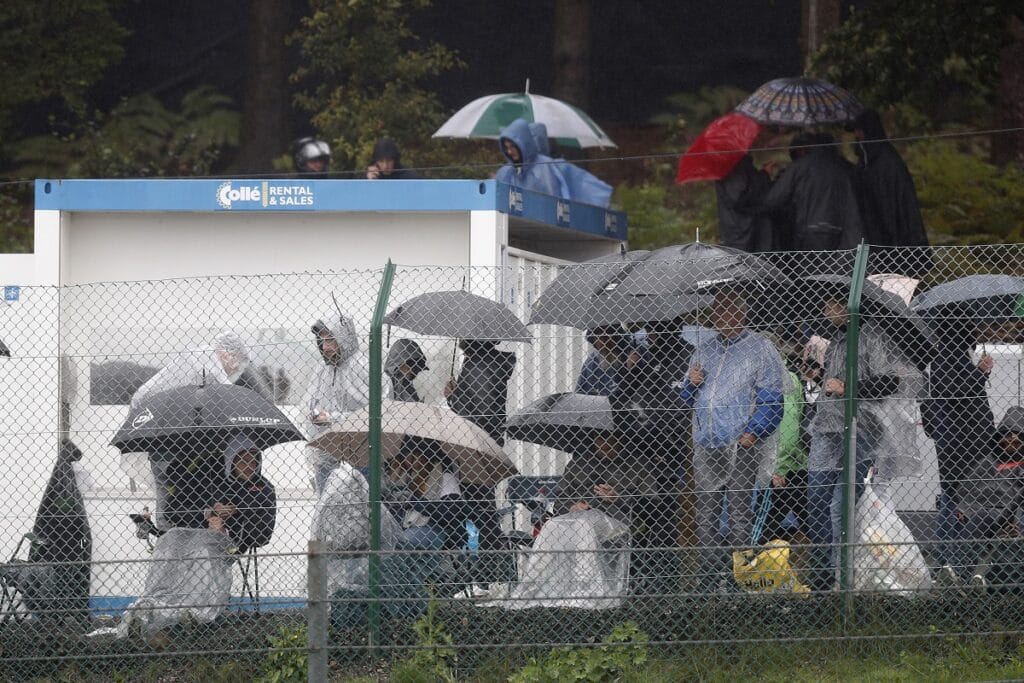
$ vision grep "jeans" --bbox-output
[934,491,967,577]
[806,460,873,591]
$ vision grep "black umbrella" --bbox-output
[736,76,864,127]
[384,290,531,342]
[798,274,934,370]
[89,360,159,405]
[111,382,302,454]
[506,392,615,455]
[0,339,9,357]
[911,274,1024,322]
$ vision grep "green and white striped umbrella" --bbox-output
[433,87,616,149]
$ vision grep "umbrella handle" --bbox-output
[450,338,460,381]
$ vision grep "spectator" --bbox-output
[921,321,998,581]
[384,339,429,402]
[366,138,422,179]
[575,325,631,397]
[293,137,332,178]
[679,290,789,592]
[386,436,466,551]
[553,430,653,526]
[445,339,516,445]
[716,154,775,253]
[804,291,923,591]
[305,311,375,492]
[758,132,864,254]
[849,109,931,276]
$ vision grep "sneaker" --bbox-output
[936,565,960,586]
[969,574,989,588]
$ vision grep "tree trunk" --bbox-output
[552,0,591,109]
[235,0,291,173]
[991,14,1024,167]
[801,0,841,65]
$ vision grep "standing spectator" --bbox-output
[495,118,566,198]
[293,137,332,178]
[679,290,789,592]
[804,292,923,591]
[305,311,374,492]
[384,339,429,402]
[921,321,998,581]
[716,154,774,253]
[758,133,864,254]
[366,138,422,179]
[445,339,516,445]
[849,109,931,275]
[576,325,631,397]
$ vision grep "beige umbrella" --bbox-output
[308,399,516,486]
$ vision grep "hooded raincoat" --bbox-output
[384,338,428,402]
[371,138,422,179]
[809,321,924,477]
[716,155,775,253]
[447,341,516,445]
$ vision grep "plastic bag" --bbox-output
[732,540,810,596]
[854,480,932,594]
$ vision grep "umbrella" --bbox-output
[911,274,1024,321]
[89,360,159,405]
[798,274,934,370]
[309,399,515,486]
[676,112,762,184]
[111,382,303,454]
[384,290,531,342]
[432,84,616,149]
[0,339,9,357]
[610,242,792,297]
[506,392,615,455]
[736,77,864,127]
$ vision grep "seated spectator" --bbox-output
[386,436,467,551]
[366,138,422,179]
[118,437,276,638]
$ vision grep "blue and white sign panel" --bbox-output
[3,286,20,302]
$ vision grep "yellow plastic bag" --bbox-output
[732,540,810,596]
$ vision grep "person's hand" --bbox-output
[569,501,591,512]
[771,474,786,488]
[366,164,381,180]
[762,161,779,177]
[738,432,757,449]
[443,379,456,398]
[687,366,705,387]
[208,515,226,532]
[625,350,642,369]
[978,353,994,374]
[311,411,331,426]
[593,484,617,499]
[212,502,236,520]
[824,378,844,396]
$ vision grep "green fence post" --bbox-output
[841,244,870,620]
[368,260,396,652]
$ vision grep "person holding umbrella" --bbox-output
[445,339,516,446]
[678,289,789,592]
[575,325,631,397]
[305,310,377,492]
[384,339,429,403]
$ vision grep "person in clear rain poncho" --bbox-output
[678,290,790,592]
[804,293,924,591]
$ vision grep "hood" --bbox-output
[999,407,1024,434]
[852,109,887,141]
[528,122,551,156]
[384,338,428,376]
[372,137,402,166]
[499,118,539,165]
[223,434,260,479]
[312,311,360,366]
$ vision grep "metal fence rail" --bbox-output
[1,244,1023,680]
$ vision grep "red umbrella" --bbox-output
[675,112,762,184]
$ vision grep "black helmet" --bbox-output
[293,137,331,174]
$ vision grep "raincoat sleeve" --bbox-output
[555,161,613,208]
[743,388,785,438]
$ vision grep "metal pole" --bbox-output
[368,261,396,652]
[307,540,328,683]
[841,244,869,619]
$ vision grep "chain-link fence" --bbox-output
[1,244,1024,680]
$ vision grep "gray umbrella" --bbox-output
[384,290,530,342]
[911,274,1024,321]
[506,392,615,455]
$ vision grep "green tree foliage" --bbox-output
[809,1,1015,124]
[290,0,463,171]
[509,621,649,683]
[0,0,127,139]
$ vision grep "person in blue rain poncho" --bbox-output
[678,289,790,592]
[495,118,612,208]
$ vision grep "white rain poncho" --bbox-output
[117,528,234,638]
[809,321,924,479]
[130,332,250,408]
[310,462,401,592]
[495,509,630,610]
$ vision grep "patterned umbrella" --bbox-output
[736,77,864,127]
[432,83,616,149]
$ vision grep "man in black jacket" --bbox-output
[366,138,422,180]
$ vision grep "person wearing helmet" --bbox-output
[293,137,332,178]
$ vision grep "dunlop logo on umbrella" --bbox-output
[131,408,154,429]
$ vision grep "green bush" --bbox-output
[392,597,457,683]
[257,624,308,683]
[508,622,649,683]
